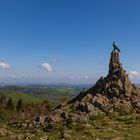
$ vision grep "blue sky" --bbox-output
[0,0,140,84]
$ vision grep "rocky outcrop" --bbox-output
[17,46,140,128]
[48,47,140,124]
[71,49,140,109]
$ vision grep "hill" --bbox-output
[1,44,140,140]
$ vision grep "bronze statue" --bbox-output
[112,42,120,52]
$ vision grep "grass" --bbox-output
[0,86,78,107]
[0,86,140,140]
[0,112,140,140]
[39,113,140,140]
[0,89,46,104]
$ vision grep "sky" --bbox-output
[0,0,140,84]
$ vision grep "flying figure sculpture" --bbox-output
[112,42,120,53]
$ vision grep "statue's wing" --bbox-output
[116,47,120,52]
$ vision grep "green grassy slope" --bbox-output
[0,90,46,104]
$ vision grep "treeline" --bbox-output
[0,93,50,122]
[0,94,24,111]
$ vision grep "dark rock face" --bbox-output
[108,50,123,78]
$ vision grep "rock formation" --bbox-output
[16,44,140,128]
[49,45,140,124]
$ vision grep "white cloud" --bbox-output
[84,75,89,79]
[129,71,140,79]
[41,63,52,72]
[0,62,11,69]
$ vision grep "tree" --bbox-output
[6,98,14,110]
[16,99,23,112]
[0,94,6,106]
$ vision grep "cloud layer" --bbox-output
[41,63,52,72]
[0,62,11,69]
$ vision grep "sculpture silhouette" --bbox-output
[112,42,120,52]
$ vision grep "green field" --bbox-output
[0,85,89,106]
